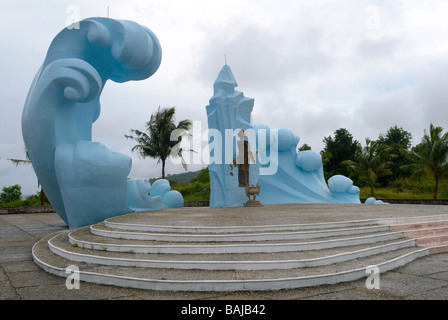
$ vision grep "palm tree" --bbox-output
[8,148,47,206]
[342,138,394,197]
[402,124,448,199]
[125,106,193,179]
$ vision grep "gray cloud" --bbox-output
[195,22,335,93]
[356,37,402,60]
[414,62,448,127]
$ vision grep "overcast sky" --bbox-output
[1,0,448,196]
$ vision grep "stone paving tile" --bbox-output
[1,260,41,273]
[396,256,448,276]
[374,271,448,298]
[0,216,34,226]
[0,244,34,254]
[16,282,154,300]
[0,226,22,233]
[0,221,11,227]
[0,231,34,239]
[25,230,64,238]
[7,270,62,288]
[134,289,233,300]
[0,265,8,282]
[200,291,268,300]
[0,281,20,300]
[255,281,360,300]
[0,264,19,300]
[303,287,402,300]
[405,286,448,300]
[427,271,448,281]
[0,238,36,246]
[107,295,144,300]
[0,251,33,263]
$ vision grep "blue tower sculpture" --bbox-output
[206,65,361,207]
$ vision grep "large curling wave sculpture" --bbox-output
[22,18,184,228]
[206,65,361,207]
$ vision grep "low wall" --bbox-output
[363,199,448,205]
[0,203,212,214]
[0,206,56,215]
[185,200,448,206]
[186,200,448,207]
[184,201,210,207]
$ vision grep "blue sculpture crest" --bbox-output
[22,18,183,228]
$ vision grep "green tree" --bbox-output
[342,138,394,197]
[298,143,312,151]
[125,106,193,179]
[8,149,47,206]
[320,151,332,168]
[22,191,50,206]
[322,128,361,180]
[402,124,448,199]
[191,167,210,184]
[376,125,413,185]
[170,167,211,201]
[0,185,22,204]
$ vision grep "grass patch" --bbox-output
[360,188,432,199]
[360,178,448,200]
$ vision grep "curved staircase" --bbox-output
[32,206,448,292]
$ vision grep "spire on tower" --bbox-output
[213,64,238,90]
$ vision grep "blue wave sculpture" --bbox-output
[206,65,361,206]
[22,18,183,228]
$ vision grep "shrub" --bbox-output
[22,191,50,206]
[0,184,22,204]
[169,168,211,201]
[0,187,50,207]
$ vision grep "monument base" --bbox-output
[32,204,448,292]
[243,200,263,207]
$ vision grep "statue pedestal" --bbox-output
[244,200,263,207]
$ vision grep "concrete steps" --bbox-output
[390,222,448,254]
[49,231,417,270]
[67,227,405,254]
[32,209,448,292]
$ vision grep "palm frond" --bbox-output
[7,158,31,167]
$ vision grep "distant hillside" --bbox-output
[149,169,202,184]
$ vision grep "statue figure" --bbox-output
[230,130,262,207]
[230,130,256,187]
[236,130,255,187]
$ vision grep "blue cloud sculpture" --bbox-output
[206,65,361,206]
[22,18,183,228]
